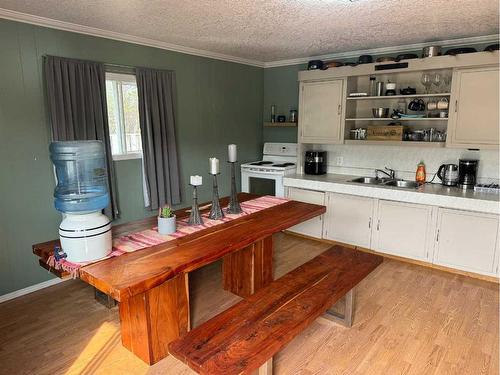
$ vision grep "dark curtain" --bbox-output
[43,55,119,219]
[136,67,181,209]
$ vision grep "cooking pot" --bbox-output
[307,60,324,70]
[422,46,441,57]
[376,56,396,63]
[358,55,373,64]
[395,53,418,61]
[445,47,477,55]
[400,87,416,95]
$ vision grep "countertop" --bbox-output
[284,173,500,215]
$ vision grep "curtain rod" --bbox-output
[43,55,173,73]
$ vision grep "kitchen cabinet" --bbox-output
[298,79,345,144]
[324,193,374,248]
[372,200,435,262]
[447,66,500,148]
[433,208,499,275]
[286,188,325,239]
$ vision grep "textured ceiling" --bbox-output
[0,0,498,62]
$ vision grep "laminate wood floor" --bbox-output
[0,233,497,375]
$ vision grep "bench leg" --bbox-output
[222,235,274,297]
[94,287,117,309]
[323,288,354,327]
[119,273,190,365]
[257,357,273,375]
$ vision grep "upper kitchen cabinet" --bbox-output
[298,79,346,144]
[446,66,499,148]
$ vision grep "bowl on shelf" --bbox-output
[372,107,390,118]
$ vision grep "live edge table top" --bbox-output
[33,193,326,303]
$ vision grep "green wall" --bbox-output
[0,19,263,295]
[263,64,305,143]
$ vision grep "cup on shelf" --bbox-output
[427,100,437,111]
[437,98,449,110]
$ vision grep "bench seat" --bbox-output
[169,245,383,375]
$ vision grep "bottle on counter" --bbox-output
[416,161,426,184]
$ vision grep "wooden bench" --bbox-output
[169,245,383,375]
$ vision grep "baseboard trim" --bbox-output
[0,277,69,304]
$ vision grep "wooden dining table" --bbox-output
[33,193,326,365]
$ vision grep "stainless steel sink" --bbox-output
[383,180,420,189]
[350,177,382,184]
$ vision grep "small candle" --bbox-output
[209,157,219,174]
[228,144,237,162]
[190,175,202,186]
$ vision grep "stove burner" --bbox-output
[250,161,273,165]
[272,163,295,167]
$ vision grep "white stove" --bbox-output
[241,143,297,197]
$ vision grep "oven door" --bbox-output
[241,170,284,197]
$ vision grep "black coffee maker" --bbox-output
[304,151,327,175]
[458,159,479,189]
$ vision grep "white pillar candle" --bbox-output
[209,157,219,174]
[190,175,202,186]
[228,144,237,162]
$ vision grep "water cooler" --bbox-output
[50,141,112,262]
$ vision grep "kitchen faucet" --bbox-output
[375,167,396,180]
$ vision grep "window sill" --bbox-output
[112,153,142,161]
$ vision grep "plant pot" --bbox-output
[158,215,176,235]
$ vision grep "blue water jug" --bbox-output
[49,141,110,213]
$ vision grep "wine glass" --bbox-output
[421,73,432,94]
[432,72,442,93]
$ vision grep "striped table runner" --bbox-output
[47,195,289,278]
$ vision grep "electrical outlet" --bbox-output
[336,156,344,166]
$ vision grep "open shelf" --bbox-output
[345,117,448,121]
[264,122,297,128]
[347,93,452,100]
[344,140,446,147]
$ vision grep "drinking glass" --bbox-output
[421,73,432,94]
[432,72,442,93]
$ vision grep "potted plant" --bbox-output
[158,205,176,235]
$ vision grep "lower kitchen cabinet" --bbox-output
[433,208,499,276]
[372,200,435,262]
[286,187,325,239]
[324,193,374,248]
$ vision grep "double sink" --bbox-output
[350,177,420,189]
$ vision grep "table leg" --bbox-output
[119,273,190,365]
[222,235,273,297]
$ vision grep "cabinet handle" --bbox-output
[436,229,440,242]
[376,219,380,231]
[455,100,458,113]
[337,104,342,115]
[368,217,372,229]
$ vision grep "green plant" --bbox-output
[159,205,174,218]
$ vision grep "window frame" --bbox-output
[105,72,142,161]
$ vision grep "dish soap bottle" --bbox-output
[416,161,426,184]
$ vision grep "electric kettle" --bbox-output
[437,164,459,186]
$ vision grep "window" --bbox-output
[105,72,142,159]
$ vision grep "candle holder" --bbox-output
[226,161,242,214]
[209,173,224,220]
[188,184,203,225]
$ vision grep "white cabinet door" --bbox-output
[434,209,499,275]
[324,193,374,248]
[287,188,325,239]
[299,79,345,144]
[373,200,434,261]
[447,66,499,148]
